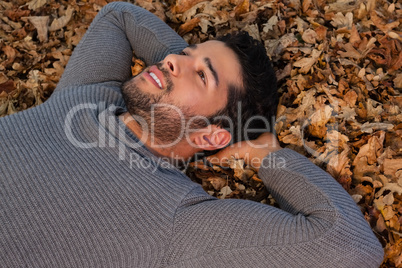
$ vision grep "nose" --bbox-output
[164,54,188,77]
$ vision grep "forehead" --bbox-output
[188,40,242,89]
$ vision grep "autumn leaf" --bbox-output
[233,0,249,19]
[178,17,200,36]
[26,0,47,10]
[27,16,49,42]
[293,49,322,74]
[2,0,401,265]
[49,6,74,31]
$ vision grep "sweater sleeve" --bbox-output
[166,149,384,267]
[55,2,187,91]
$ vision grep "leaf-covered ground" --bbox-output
[1,0,401,266]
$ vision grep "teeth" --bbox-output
[149,72,162,88]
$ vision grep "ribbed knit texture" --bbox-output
[0,2,383,267]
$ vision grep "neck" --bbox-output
[120,112,200,161]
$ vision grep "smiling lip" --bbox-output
[144,65,165,89]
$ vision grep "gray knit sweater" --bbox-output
[0,2,383,267]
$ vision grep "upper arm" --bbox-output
[162,149,384,267]
[56,2,187,91]
[165,196,382,267]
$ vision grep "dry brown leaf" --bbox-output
[27,16,49,42]
[1,46,17,66]
[383,159,402,178]
[172,0,206,13]
[326,130,349,150]
[353,133,384,167]
[307,105,332,138]
[70,26,87,46]
[4,9,30,21]
[338,43,361,59]
[0,80,15,94]
[388,31,402,41]
[390,51,402,74]
[330,12,353,29]
[0,73,8,84]
[233,0,249,19]
[339,106,357,120]
[327,146,352,179]
[49,6,74,31]
[198,18,211,34]
[207,176,227,191]
[302,28,317,44]
[242,24,260,41]
[344,90,358,106]
[293,49,321,74]
[349,24,361,44]
[265,33,297,58]
[178,17,200,36]
[275,63,291,81]
[281,125,302,146]
[377,183,402,197]
[360,122,395,134]
[131,58,145,76]
[366,99,383,119]
[302,0,312,13]
[325,0,359,13]
[219,185,232,199]
[394,73,402,89]
[262,15,278,32]
[229,158,250,181]
[294,16,309,33]
[314,25,327,41]
[370,11,400,33]
[0,96,8,116]
[26,0,47,10]
[7,99,17,115]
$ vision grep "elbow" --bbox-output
[357,239,384,267]
[320,216,384,267]
[337,229,384,267]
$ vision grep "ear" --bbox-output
[190,125,232,150]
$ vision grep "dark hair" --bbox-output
[212,31,278,144]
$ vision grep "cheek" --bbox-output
[170,80,227,115]
[172,81,202,105]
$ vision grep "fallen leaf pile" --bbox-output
[1,0,401,266]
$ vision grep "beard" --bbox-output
[121,63,211,145]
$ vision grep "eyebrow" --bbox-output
[187,44,220,87]
[204,57,219,87]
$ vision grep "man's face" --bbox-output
[122,40,242,144]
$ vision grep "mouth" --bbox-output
[145,65,164,90]
[149,71,162,89]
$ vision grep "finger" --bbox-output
[205,151,230,166]
[206,142,249,165]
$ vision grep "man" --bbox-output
[0,2,383,267]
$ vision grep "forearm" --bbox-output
[258,148,345,217]
[56,2,187,90]
[172,184,383,267]
[203,134,383,265]
[171,149,383,266]
[257,148,383,263]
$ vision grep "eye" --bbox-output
[197,71,206,84]
[179,50,187,56]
